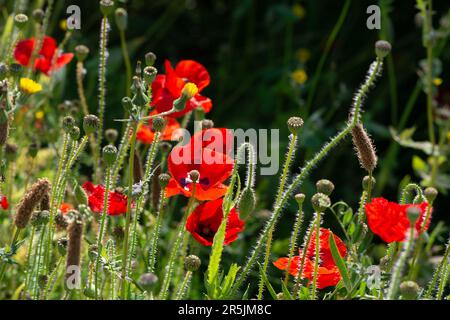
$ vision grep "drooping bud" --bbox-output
[362,175,376,191]
[294,193,306,206]
[188,170,200,183]
[239,187,256,218]
[311,193,331,213]
[145,52,156,66]
[100,0,114,16]
[139,273,158,291]
[424,187,438,203]
[105,128,118,144]
[83,114,100,134]
[75,45,89,62]
[14,14,28,30]
[375,40,392,59]
[406,206,421,225]
[287,116,304,135]
[151,116,166,132]
[114,8,127,31]
[15,178,51,229]
[159,173,171,188]
[351,123,378,173]
[103,145,117,166]
[185,255,201,272]
[399,281,420,300]
[316,179,334,195]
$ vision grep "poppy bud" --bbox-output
[143,66,157,85]
[5,143,18,161]
[121,96,133,113]
[100,0,114,16]
[311,193,330,213]
[316,179,334,195]
[287,116,304,135]
[75,45,89,62]
[114,8,127,31]
[31,210,50,227]
[399,281,420,300]
[160,142,172,154]
[131,77,149,107]
[32,9,44,23]
[239,187,256,218]
[294,193,305,206]
[406,206,421,225]
[151,116,166,132]
[139,273,158,291]
[362,175,376,191]
[0,63,8,80]
[424,187,438,203]
[74,184,88,205]
[62,116,75,133]
[83,114,100,134]
[201,119,214,129]
[103,145,117,166]
[57,237,68,256]
[351,123,377,173]
[188,170,200,183]
[14,14,28,30]
[145,52,156,66]
[185,255,201,272]
[70,126,81,141]
[105,128,118,144]
[159,173,171,188]
[375,40,391,59]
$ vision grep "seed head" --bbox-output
[114,8,128,31]
[400,281,420,300]
[159,173,171,188]
[14,14,28,30]
[62,116,75,133]
[151,116,166,132]
[145,52,157,66]
[31,210,50,227]
[105,128,118,143]
[406,206,421,225]
[83,114,100,134]
[316,179,334,195]
[32,9,44,23]
[75,45,89,62]
[351,123,378,173]
[139,273,158,291]
[70,126,81,141]
[311,193,331,213]
[103,145,118,166]
[143,66,157,84]
[294,193,306,206]
[188,170,200,183]
[185,255,201,272]
[287,116,304,135]
[424,187,438,203]
[375,40,392,59]
[100,0,114,16]
[362,175,376,191]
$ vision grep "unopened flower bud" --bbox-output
[239,187,256,218]
[151,116,166,132]
[188,170,200,183]
[185,255,201,272]
[105,128,118,143]
[406,206,421,225]
[316,179,334,195]
[287,116,304,135]
[103,145,117,166]
[100,0,114,16]
[375,40,391,59]
[62,116,75,133]
[362,175,376,191]
[311,193,331,213]
[32,9,44,23]
[424,187,438,203]
[139,273,158,291]
[75,45,89,62]
[294,193,305,206]
[159,173,171,188]
[70,126,81,140]
[114,8,127,31]
[83,114,100,134]
[14,14,28,30]
[400,281,420,300]
[145,52,157,66]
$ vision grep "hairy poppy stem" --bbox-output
[310,213,322,300]
[175,271,192,300]
[284,201,304,285]
[118,29,132,98]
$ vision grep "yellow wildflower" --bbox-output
[291,69,308,85]
[296,48,311,63]
[35,111,44,120]
[433,77,443,86]
[292,4,306,19]
[182,82,198,99]
[59,19,67,31]
[19,78,42,94]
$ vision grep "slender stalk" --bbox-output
[284,204,304,285]
[311,213,322,300]
[175,271,192,300]
[119,29,132,98]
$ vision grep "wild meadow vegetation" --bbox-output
[0,0,450,300]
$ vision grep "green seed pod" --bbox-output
[316,179,334,195]
[121,96,133,113]
[188,170,200,183]
[74,184,88,205]
[131,77,149,107]
[311,193,331,213]
[294,193,305,206]
[100,0,115,16]
[62,116,76,133]
[400,281,420,300]
[75,45,89,62]
[14,14,28,30]
[32,9,44,23]
[31,210,50,227]
[424,187,438,203]
[70,126,81,141]
[114,8,127,31]
[103,145,118,166]
[406,206,421,225]
[143,66,157,85]
[152,116,166,132]
[287,116,304,135]
[57,237,68,256]
[83,114,100,134]
[185,255,201,272]
[145,52,156,66]
[139,273,158,291]
[239,187,256,217]
[105,128,118,144]
[375,40,392,59]
[362,175,376,191]
[159,173,171,188]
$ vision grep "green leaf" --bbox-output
[329,232,352,292]
[257,263,278,300]
[219,264,240,299]
[281,280,294,300]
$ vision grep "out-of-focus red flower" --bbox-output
[60,203,74,214]
[82,182,129,216]
[190,128,234,157]
[365,197,432,243]
[186,198,244,246]
[137,111,182,144]
[273,228,347,289]
[0,195,9,210]
[166,142,234,201]
[152,60,212,118]
[14,36,73,75]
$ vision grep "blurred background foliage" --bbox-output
[2,0,450,293]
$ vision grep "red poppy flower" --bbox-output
[166,143,234,201]
[273,228,347,289]
[137,111,182,144]
[186,198,244,246]
[190,128,234,157]
[60,203,74,214]
[0,195,9,210]
[14,36,73,75]
[82,182,130,216]
[365,197,432,243]
[152,60,212,118]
